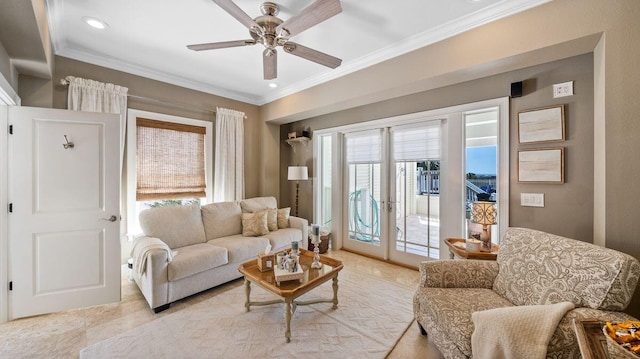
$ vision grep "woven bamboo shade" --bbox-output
[136,118,206,200]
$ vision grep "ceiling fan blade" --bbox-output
[211,0,260,30]
[276,0,342,37]
[263,48,277,80]
[283,42,342,69]
[187,39,256,51]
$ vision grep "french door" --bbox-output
[343,130,388,259]
[388,122,442,266]
[343,121,442,267]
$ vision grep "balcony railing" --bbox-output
[416,169,496,203]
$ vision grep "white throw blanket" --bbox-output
[130,237,175,276]
[471,302,575,359]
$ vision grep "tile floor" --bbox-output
[0,250,444,358]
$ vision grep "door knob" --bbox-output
[100,215,118,222]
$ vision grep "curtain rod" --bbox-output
[59,78,247,119]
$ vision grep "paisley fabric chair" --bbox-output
[413,227,640,359]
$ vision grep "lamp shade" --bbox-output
[471,201,497,225]
[287,166,308,181]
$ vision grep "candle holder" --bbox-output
[311,235,322,269]
[310,224,322,269]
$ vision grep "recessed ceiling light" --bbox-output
[268,83,278,88]
[82,16,109,30]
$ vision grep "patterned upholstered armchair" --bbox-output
[413,227,640,359]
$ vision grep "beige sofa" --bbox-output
[413,227,640,358]
[131,196,308,312]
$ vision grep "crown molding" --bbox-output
[45,0,66,55]
[46,0,551,106]
[56,46,262,105]
[46,0,261,105]
[261,0,552,104]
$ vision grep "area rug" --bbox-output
[80,268,415,358]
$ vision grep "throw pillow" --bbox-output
[266,208,278,231]
[242,210,269,237]
[277,207,291,229]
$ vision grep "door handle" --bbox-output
[100,215,118,222]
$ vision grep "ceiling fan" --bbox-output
[187,0,343,80]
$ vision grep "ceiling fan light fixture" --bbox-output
[82,16,109,29]
[191,0,343,80]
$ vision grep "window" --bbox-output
[126,110,213,237]
[136,118,207,200]
[318,134,333,227]
[464,108,499,242]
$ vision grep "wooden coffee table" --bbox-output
[238,248,344,342]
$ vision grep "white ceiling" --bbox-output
[46,0,549,105]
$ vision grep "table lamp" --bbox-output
[471,201,497,252]
[287,166,308,217]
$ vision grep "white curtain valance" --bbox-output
[66,76,128,115]
[214,107,245,202]
[66,76,129,169]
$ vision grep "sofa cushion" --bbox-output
[207,235,270,264]
[241,210,269,236]
[262,228,301,251]
[493,227,640,310]
[167,243,228,282]
[240,196,277,213]
[266,208,278,231]
[414,287,514,357]
[277,207,290,229]
[139,204,206,249]
[201,201,242,240]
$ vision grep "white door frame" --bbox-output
[0,73,20,323]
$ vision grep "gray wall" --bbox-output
[48,56,262,199]
[263,0,640,316]
[281,54,594,241]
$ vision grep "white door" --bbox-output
[8,106,121,319]
[388,121,442,267]
[342,129,389,258]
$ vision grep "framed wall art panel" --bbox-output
[518,105,565,144]
[517,147,564,183]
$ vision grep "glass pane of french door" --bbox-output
[347,163,382,247]
[343,129,386,257]
[393,161,440,260]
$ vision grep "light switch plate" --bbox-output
[553,81,574,98]
[521,193,544,207]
